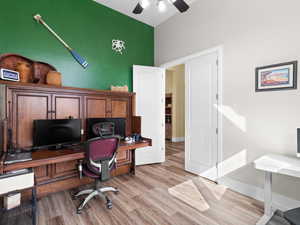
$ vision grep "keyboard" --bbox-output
[67,143,85,150]
[5,152,32,165]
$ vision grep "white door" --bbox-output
[133,65,165,165]
[185,52,219,181]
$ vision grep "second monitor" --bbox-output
[87,118,126,140]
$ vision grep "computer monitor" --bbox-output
[33,119,81,148]
[87,118,126,139]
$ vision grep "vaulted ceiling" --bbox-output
[94,0,196,27]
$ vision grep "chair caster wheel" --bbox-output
[76,209,82,214]
[72,195,78,200]
[106,201,113,209]
[105,196,112,209]
[114,189,119,195]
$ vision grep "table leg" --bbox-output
[256,172,274,225]
[130,149,136,175]
[32,185,37,225]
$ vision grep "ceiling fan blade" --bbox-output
[133,3,144,14]
[173,0,189,12]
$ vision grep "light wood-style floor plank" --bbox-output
[33,141,263,225]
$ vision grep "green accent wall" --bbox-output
[0,0,154,91]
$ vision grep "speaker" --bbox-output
[297,128,300,157]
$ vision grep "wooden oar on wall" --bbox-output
[33,14,88,69]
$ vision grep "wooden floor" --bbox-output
[35,141,263,225]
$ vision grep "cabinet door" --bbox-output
[34,165,52,184]
[116,150,132,166]
[111,98,131,136]
[52,94,82,119]
[10,91,51,148]
[111,98,128,118]
[84,96,107,118]
[53,161,78,178]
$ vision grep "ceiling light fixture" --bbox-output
[140,0,150,8]
[132,0,189,14]
[157,0,167,12]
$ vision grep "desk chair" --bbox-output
[74,136,119,214]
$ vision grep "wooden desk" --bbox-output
[254,154,300,225]
[1,139,151,197]
[0,81,151,197]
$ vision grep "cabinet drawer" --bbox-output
[116,150,131,166]
[34,165,51,184]
[53,161,78,178]
[0,171,34,195]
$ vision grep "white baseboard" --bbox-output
[171,137,185,142]
[218,177,300,211]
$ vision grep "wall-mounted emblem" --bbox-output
[112,39,125,55]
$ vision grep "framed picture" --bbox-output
[255,61,297,92]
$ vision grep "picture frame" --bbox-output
[0,68,20,82]
[255,61,297,92]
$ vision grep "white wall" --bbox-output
[155,0,300,201]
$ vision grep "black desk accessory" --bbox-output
[132,133,141,142]
[284,207,300,225]
[5,150,32,165]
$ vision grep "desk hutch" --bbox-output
[0,81,151,197]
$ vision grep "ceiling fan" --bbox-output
[133,0,190,14]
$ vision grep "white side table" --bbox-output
[254,154,300,225]
[0,169,36,225]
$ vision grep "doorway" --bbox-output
[165,64,186,162]
[161,46,222,182]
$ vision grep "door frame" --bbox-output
[160,45,223,181]
[133,65,166,165]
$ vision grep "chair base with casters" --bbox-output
[74,180,119,214]
[74,136,120,214]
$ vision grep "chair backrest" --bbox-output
[92,122,115,138]
[86,136,119,162]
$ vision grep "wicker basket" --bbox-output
[46,71,62,86]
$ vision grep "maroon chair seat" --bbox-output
[82,167,99,179]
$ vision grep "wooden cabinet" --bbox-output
[53,94,82,119]
[34,165,51,183]
[10,91,51,147]
[111,98,131,136]
[1,82,136,192]
[8,90,83,148]
[111,99,128,118]
[116,151,132,166]
[53,161,78,178]
[84,96,107,118]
